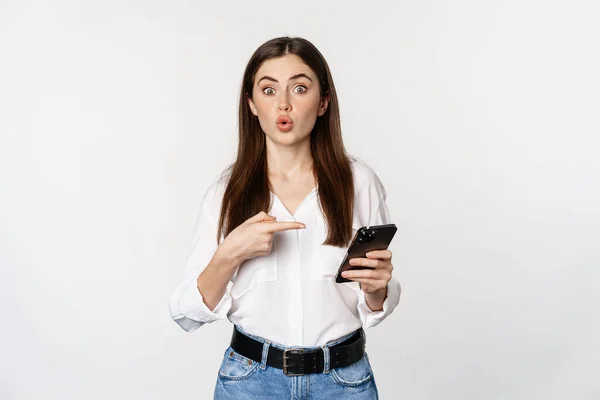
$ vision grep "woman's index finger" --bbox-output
[262,221,306,232]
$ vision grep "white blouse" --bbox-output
[169,157,401,346]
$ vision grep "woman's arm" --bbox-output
[351,185,402,328]
[196,246,242,311]
[169,187,234,332]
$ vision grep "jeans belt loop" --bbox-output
[260,341,270,370]
[321,345,330,374]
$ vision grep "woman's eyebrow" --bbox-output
[257,73,313,85]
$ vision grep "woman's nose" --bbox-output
[278,93,291,111]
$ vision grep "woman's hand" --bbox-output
[341,250,393,294]
[220,211,305,263]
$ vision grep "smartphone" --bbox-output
[335,223,397,284]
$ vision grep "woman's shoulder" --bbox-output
[200,169,231,214]
[347,155,388,226]
[348,154,386,193]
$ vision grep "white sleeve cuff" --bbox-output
[357,276,401,329]
[169,274,231,332]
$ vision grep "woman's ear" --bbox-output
[318,91,330,117]
[246,92,258,116]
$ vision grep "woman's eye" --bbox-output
[262,85,306,95]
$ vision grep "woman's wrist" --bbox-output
[213,244,245,271]
[364,286,387,311]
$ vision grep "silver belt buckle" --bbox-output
[282,348,305,376]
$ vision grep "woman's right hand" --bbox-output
[220,211,305,263]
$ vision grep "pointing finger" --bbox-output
[262,221,306,232]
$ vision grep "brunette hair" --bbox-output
[216,36,354,247]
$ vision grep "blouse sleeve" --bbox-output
[168,187,232,332]
[356,192,402,329]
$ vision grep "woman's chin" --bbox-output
[266,132,311,146]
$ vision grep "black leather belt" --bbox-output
[229,326,366,376]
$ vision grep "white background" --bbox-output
[1,1,599,399]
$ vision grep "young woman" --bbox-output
[169,36,401,399]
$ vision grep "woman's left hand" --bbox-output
[341,250,393,294]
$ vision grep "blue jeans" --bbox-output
[213,325,379,399]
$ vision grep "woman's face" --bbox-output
[247,54,328,146]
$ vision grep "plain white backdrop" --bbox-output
[1,0,599,399]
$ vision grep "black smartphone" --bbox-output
[335,224,397,284]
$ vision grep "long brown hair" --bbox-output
[216,36,354,247]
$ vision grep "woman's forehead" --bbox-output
[255,55,316,82]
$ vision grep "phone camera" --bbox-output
[357,228,376,243]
